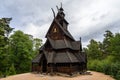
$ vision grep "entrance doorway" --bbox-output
[42,54,47,72]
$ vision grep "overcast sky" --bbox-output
[0,0,120,47]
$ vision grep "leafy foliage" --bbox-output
[0,18,42,77]
[0,18,13,76]
[33,38,42,57]
[108,33,120,60]
[7,64,16,75]
[86,39,102,60]
[85,30,120,80]
[9,30,34,73]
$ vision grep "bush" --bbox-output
[0,71,3,78]
[7,64,16,76]
[110,63,120,79]
[88,56,120,80]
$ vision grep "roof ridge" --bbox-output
[64,39,73,49]
[66,51,73,62]
[63,38,68,48]
[47,37,80,50]
[76,52,85,63]
[54,19,75,40]
[47,37,55,48]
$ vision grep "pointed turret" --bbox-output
[45,4,74,41]
[56,4,68,30]
[57,3,65,18]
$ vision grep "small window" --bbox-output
[53,28,57,33]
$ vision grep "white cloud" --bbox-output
[22,22,50,42]
[0,0,120,47]
[66,0,120,39]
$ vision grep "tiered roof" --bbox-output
[32,5,86,64]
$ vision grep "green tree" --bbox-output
[7,64,16,76]
[33,38,42,56]
[102,30,113,54]
[9,30,33,73]
[86,30,120,80]
[0,18,13,76]
[86,39,102,60]
[108,33,120,61]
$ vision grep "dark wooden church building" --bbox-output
[32,5,87,75]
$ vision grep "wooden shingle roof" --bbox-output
[32,6,86,65]
[47,37,80,50]
[45,19,74,41]
[54,19,74,40]
[32,53,42,63]
[32,51,85,64]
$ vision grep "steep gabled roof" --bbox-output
[44,51,80,63]
[74,52,86,63]
[39,45,44,51]
[45,19,75,41]
[32,53,42,63]
[47,37,80,50]
[72,41,81,50]
[54,19,74,40]
[32,50,86,64]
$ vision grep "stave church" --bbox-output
[32,4,87,75]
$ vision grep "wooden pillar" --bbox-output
[79,63,82,74]
[47,64,48,74]
[41,61,43,73]
[54,63,56,73]
[50,64,54,75]
[69,63,72,76]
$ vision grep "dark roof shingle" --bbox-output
[54,19,75,40]
[32,53,42,63]
[44,51,80,63]
[47,37,80,50]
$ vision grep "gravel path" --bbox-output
[1,71,115,80]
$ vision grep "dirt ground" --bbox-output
[1,71,115,80]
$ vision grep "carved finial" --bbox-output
[61,2,62,8]
[60,2,64,11]
[56,3,64,12]
[56,6,59,11]
[80,37,81,41]
[51,8,55,18]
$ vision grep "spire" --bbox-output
[59,2,64,12]
[55,3,69,30]
[56,3,65,18]
[80,37,82,51]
